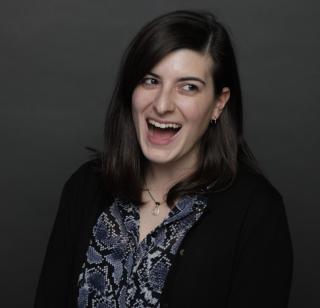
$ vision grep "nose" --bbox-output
[152,86,176,115]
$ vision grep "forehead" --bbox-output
[151,49,213,79]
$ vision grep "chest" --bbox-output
[159,199,249,306]
[73,192,252,308]
[76,197,207,307]
[138,201,171,243]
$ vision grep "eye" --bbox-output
[140,77,159,87]
[181,84,199,92]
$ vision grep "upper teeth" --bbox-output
[148,119,181,129]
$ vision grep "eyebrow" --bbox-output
[148,71,207,86]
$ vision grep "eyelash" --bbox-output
[141,77,159,86]
[182,84,199,92]
[140,77,199,93]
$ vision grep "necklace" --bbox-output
[145,188,163,216]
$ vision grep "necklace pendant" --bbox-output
[152,202,160,216]
[145,189,161,216]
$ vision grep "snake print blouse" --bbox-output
[77,194,208,308]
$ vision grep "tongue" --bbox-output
[149,126,177,142]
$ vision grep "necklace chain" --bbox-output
[145,188,163,216]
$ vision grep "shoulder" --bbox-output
[227,165,292,260]
[57,158,111,223]
[237,163,283,201]
[233,163,286,222]
[62,158,105,197]
[208,162,286,220]
[67,158,103,181]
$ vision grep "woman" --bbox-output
[34,9,293,308]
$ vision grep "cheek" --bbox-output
[179,100,213,126]
[131,89,142,132]
[131,88,142,113]
[132,87,154,112]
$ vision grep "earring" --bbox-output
[210,117,217,126]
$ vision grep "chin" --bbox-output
[142,149,176,165]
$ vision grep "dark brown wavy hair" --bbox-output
[88,9,263,207]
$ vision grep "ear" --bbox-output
[211,87,230,120]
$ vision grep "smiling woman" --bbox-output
[131,49,228,169]
[34,9,293,308]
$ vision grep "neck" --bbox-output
[145,159,197,196]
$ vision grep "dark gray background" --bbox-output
[1,0,319,307]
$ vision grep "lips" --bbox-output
[146,117,182,145]
[147,118,182,129]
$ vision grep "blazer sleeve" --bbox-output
[227,180,293,307]
[34,166,85,308]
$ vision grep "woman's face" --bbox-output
[131,48,229,169]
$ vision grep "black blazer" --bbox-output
[34,159,293,307]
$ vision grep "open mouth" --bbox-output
[146,118,182,143]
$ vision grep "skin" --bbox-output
[131,49,230,242]
[132,48,230,184]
